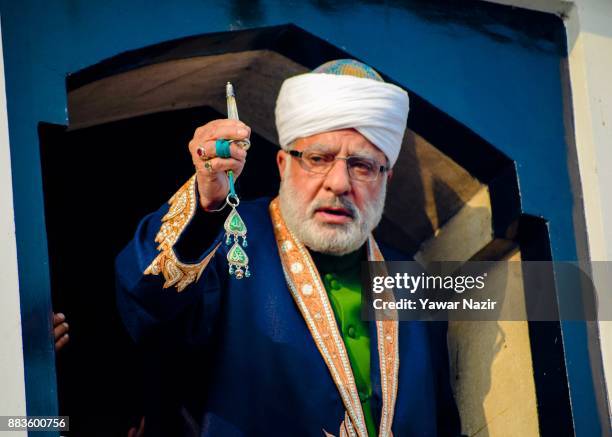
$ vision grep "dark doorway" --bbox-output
[39,106,280,436]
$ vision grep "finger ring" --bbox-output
[204,160,213,173]
[215,139,232,158]
[230,139,251,151]
[197,146,209,160]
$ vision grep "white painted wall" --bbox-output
[0,17,29,434]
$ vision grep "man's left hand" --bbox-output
[53,312,69,351]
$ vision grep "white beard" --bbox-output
[278,160,387,255]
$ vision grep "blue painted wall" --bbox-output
[0,0,598,435]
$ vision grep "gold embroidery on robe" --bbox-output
[144,175,221,292]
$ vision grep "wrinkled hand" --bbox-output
[188,119,250,211]
[53,313,69,352]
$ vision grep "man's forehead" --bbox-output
[295,130,387,158]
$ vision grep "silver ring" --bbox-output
[230,139,251,151]
[226,193,240,207]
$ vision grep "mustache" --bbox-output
[307,196,359,219]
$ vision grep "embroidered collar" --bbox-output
[269,197,399,437]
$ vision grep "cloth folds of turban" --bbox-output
[274,73,409,166]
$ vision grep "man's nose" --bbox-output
[324,159,351,195]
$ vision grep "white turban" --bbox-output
[274,73,409,166]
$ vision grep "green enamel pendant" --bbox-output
[223,202,250,279]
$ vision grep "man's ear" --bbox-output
[277,149,287,180]
[387,168,393,182]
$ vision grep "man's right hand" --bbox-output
[188,119,250,211]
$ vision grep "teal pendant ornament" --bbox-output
[226,241,250,279]
[225,208,247,245]
[223,190,250,279]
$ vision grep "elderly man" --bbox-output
[116,60,460,437]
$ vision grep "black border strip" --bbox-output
[519,215,575,436]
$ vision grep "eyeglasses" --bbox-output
[287,148,389,182]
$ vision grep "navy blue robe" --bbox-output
[116,195,460,436]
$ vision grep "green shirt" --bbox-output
[311,249,377,437]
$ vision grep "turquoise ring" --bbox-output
[215,139,232,158]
